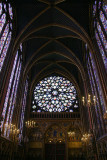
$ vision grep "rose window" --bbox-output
[32,76,79,112]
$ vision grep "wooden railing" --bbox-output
[30,112,80,119]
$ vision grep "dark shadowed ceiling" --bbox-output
[12,0,91,96]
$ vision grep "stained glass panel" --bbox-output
[103,4,107,16]
[20,43,22,52]
[93,1,97,16]
[32,76,79,112]
[0,24,9,55]
[5,60,22,137]
[87,57,102,135]
[0,14,6,34]
[0,32,12,72]
[95,31,107,69]
[0,3,2,15]
[5,58,20,125]
[93,1,107,70]
[8,3,13,19]
[9,63,22,124]
[1,53,18,131]
[0,2,13,72]
[19,80,28,142]
[100,11,107,33]
[4,58,21,136]
[4,4,7,12]
[98,1,101,9]
[97,22,107,52]
[89,52,105,114]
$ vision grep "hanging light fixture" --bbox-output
[81,133,91,144]
[25,120,37,128]
[68,131,75,137]
[82,94,96,106]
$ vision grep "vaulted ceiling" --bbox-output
[12,0,92,97]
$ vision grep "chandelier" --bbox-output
[82,95,96,106]
[81,133,91,143]
[25,120,37,128]
[68,131,75,137]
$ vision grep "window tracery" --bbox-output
[0,1,13,72]
[87,55,102,135]
[19,79,28,142]
[1,44,22,136]
[93,0,107,70]
[86,42,105,135]
[32,76,79,113]
[102,3,107,16]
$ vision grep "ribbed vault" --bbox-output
[12,0,92,105]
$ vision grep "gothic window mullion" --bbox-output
[98,15,107,39]
[5,58,21,137]
[89,55,106,133]
[0,13,6,34]
[9,59,22,126]
[95,31,107,69]
[90,55,104,129]
[4,53,19,121]
[88,63,103,136]
[0,20,7,39]
[102,4,107,18]
[0,34,12,74]
[96,28,107,55]
[0,26,10,58]
[0,1,13,73]
[89,54,105,113]
[93,0,107,71]
[19,79,28,142]
[0,3,3,17]
[87,58,102,135]
[98,3,107,33]
[1,53,18,132]
[5,56,20,121]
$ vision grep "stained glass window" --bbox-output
[19,80,28,142]
[7,63,22,136]
[0,24,9,55]
[0,32,12,71]
[1,53,18,131]
[93,0,97,16]
[97,22,107,51]
[102,3,107,16]
[32,76,79,112]
[1,43,22,136]
[4,59,22,136]
[0,1,13,72]
[0,3,2,15]
[89,52,105,114]
[95,31,107,69]
[100,11,107,33]
[93,1,107,70]
[0,14,6,33]
[8,3,13,19]
[6,59,21,124]
[85,43,105,135]
[87,56,102,135]
[20,43,23,52]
